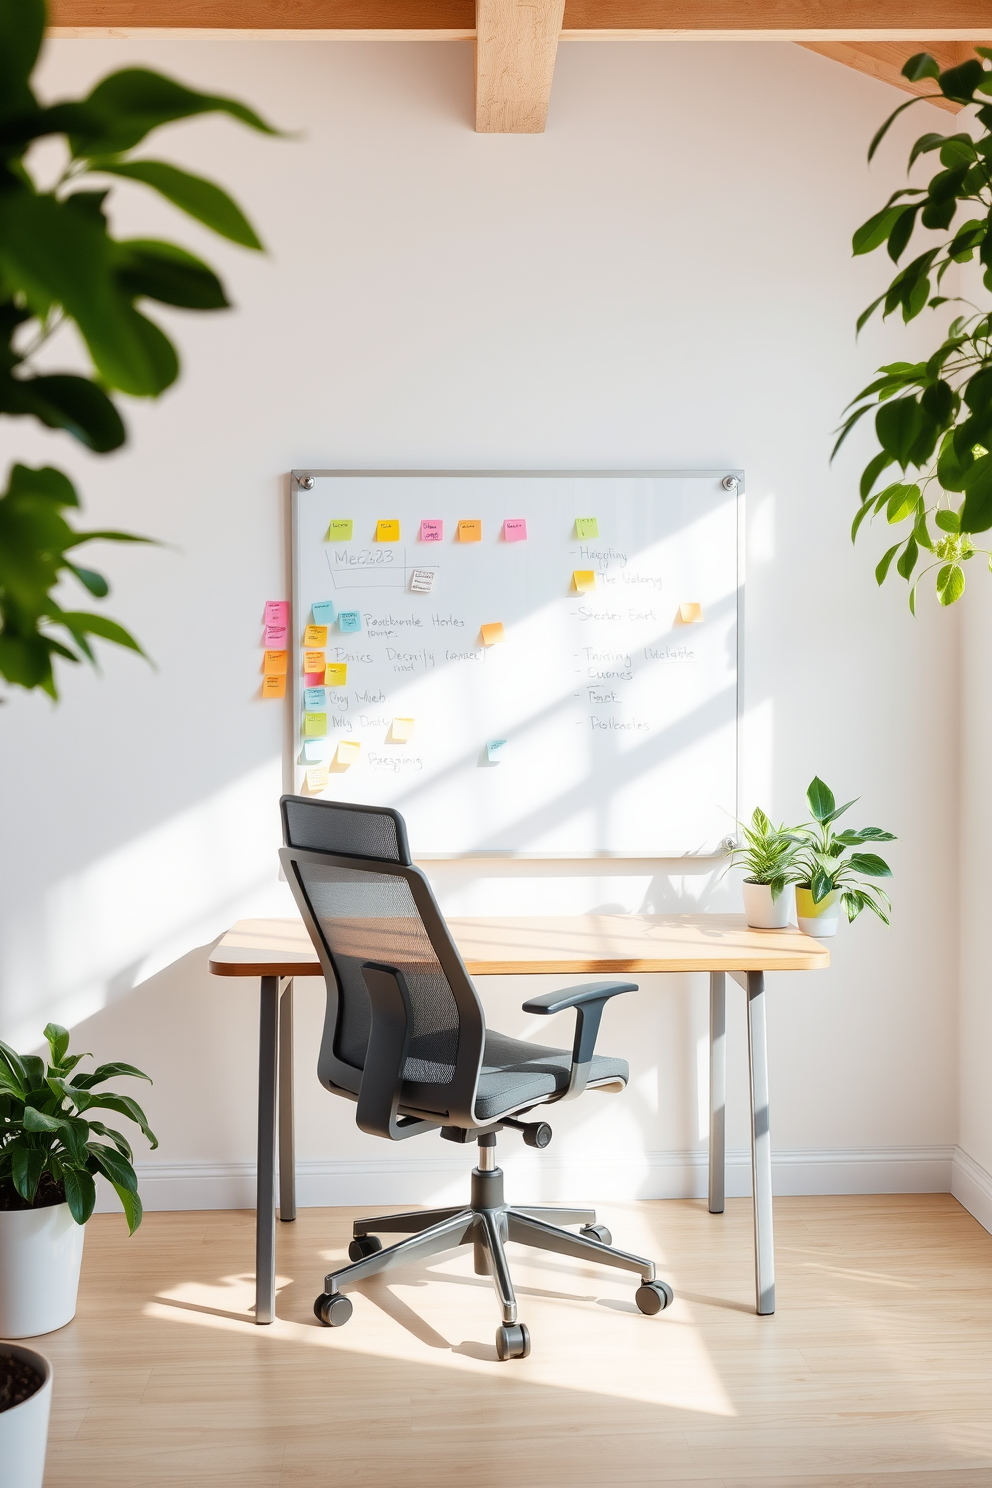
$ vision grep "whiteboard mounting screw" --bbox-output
[722,475,738,491]
[722,835,738,853]
[299,474,315,489]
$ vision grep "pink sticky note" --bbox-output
[303,671,324,687]
[420,519,443,542]
[264,624,287,647]
[503,519,527,542]
[264,600,288,626]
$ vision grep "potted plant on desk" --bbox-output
[729,808,803,928]
[0,1024,157,1338]
[793,777,895,937]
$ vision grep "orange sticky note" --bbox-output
[678,602,704,623]
[337,739,361,765]
[261,674,286,698]
[263,650,288,675]
[458,519,482,542]
[572,571,596,593]
[376,519,400,542]
[391,717,415,742]
[324,663,348,687]
[480,622,505,646]
[304,650,326,673]
[304,624,328,647]
[305,765,328,793]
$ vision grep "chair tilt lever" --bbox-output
[501,1116,553,1148]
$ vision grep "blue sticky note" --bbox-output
[304,686,326,711]
[338,610,361,633]
[303,739,328,763]
[312,600,336,625]
[487,740,508,763]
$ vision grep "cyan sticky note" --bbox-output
[338,610,361,633]
[312,601,336,625]
[487,740,508,763]
[304,686,326,710]
[303,738,328,763]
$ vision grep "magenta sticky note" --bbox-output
[264,624,287,648]
[303,671,324,688]
[503,519,527,542]
[420,519,443,542]
[264,600,288,626]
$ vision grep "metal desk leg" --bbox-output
[746,971,775,1315]
[708,971,726,1214]
[278,979,296,1223]
[255,975,280,1325]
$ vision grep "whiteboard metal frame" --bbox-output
[290,469,745,860]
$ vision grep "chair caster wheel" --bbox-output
[635,1280,674,1315]
[315,1292,353,1327]
[580,1223,612,1246]
[495,1322,531,1360]
[349,1234,382,1262]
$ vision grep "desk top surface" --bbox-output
[208,914,829,978]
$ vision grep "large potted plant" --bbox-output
[0,1024,156,1338]
[0,1344,52,1488]
[728,808,802,928]
[793,778,895,937]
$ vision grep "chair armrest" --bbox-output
[521,980,637,1100]
[357,963,440,1141]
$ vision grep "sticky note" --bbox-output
[305,765,328,793]
[503,519,527,542]
[336,739,361,765]
[302,672,324,688]
[304,686,326,710]
[487,739,507,763]
[264,624,287,648]
[575,518,599,539]
[325,520,353,542]
[376,519,400,542]
[304,713,327,737]
[338,610,361,633]
[263,650,288,676]
[480,622,505,646]
[304,650,326,673]
[410,569,435,594]
[457,519,482,543]
[391,717,415,742]
[303,739,328,763]
[420,519,443,542]
[572,571,596,593]
[304,624,328,647]
[312,600,336,625]
[264,600,288,627]
[679,602,704,624]
[261,674,286,699]
[324,663,348,687]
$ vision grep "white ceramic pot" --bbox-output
[741,880,793,929]
[0,1202,85,1337]
[0,1344,52,1488]
[796,886,842,938]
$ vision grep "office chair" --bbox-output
[279,795,673,1359]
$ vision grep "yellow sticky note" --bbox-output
[304,624,328,647]
[305,765,328,793]
[457,519,482,542]
[575,517,599,539]
[263,650,288,676]
[480,622,505,646]
[304,650,326,673]
[325,519,353,541]
[572,571,596,593]
[679,602,704,624]
[304,712,327,737]
[391,717,415,742]
[376,519,400,542]
[261,674,286,699]
[337,739,361,765]
[324,663,348,687]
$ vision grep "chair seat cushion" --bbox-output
[472,1030,629,1122]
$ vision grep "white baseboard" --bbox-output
[952,1146,992,1235]
[94,1143,957,1214]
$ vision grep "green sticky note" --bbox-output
[325,519,353,542]
[304,712,327,737]
[575,517,599,539]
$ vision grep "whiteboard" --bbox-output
[290,471,742,857]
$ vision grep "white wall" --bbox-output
[0,36,961,1209]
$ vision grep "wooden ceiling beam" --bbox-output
[475,0,566,132]
[799,40,972,112]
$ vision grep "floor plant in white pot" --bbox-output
[729,808,803,928]
[0,1023,156,1338]
[0,1343,53,1488]
[793,777,895,937]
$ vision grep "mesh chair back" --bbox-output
[281,796,411,864]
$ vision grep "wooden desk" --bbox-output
[209,914,828,1323]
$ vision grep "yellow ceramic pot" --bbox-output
[795,886,841,938]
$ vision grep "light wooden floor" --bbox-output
[35,1193,992,1487]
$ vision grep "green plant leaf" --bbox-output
[72,68,278,157]
[111,1181,143,1235]
[937,562,966,604]
[94,160,263,249]
[868,95,929,163]
[82,1093,158,1150]
[0,0,45,123]
[86,1121,133,1161]
[940,58,985,103]
[935,507,961,532]
[87,1142,138,1192]
[897,535,919,578]
[876,398,924,466]
[859,450,895,501]
[22,1105,61,1133]
[876,543,900,584]
[886,483,921,523]
[848,852,893,877]
[903,52,941,82]
[853,205,906,256]
[960,455,992,532]
[0,371,126,452]
[62,1166,97,1225]
[43,1023,70,1065]
[72,1061,152,1090]
[806,777,835,823]
[112,239,228,311]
